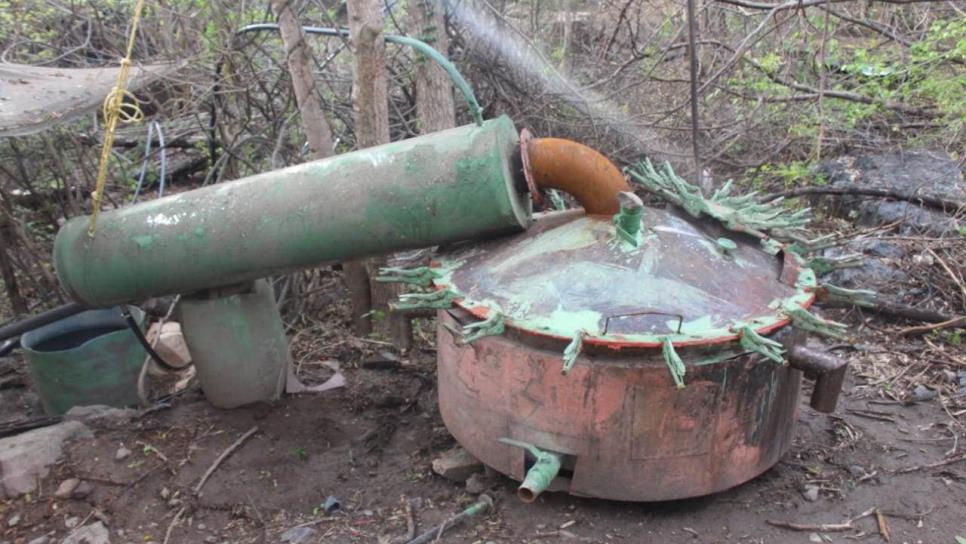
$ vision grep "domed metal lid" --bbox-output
[430,207,816,349]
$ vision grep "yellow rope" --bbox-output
[88,0,147,237]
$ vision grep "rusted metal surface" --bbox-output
[432,209,815,349]
[437,310,803,502]
[523,137,631,215]
[788,344,848,413]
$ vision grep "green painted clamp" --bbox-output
[612,192,644,247]
[375,266,441,287]
[736,325,786,364]
[819,283,877,308]
[394,289,458,311]
[561,330,587,375]
[786,233,841,257]
[661,337,687,389]
[808,254,864,276]
[784,302,848,340]
[626,159,810,240]
[461,312,505,344]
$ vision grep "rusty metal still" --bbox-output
[384,143,849,503]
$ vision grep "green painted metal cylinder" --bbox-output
[54,116,530,306]
[178,280,287,409]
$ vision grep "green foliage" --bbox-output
[744,160,827,189]
[727,13,964,159]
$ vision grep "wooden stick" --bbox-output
[895,452,966,474]
[767,508,876,533]
[898,316,966,336]
[875,508,891,542]
[162,506,185,544]
[763,186,964,212]
[765,519,854,532]
[927,247,966,303]
[194,426,258,495]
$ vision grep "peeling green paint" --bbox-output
[561,330,586,375]
[627,159,810,240]
[662,338,687,388]
[132,234,155,249]
[54,116,530,306]
[433,209,821,347]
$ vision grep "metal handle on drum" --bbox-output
[787,345,849,413]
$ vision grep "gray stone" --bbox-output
[822,238,909,291]
[27,536,50,544]
[816,152,964,236]
[912,385,938,402]
[72,480,93,499]
[431,446,484,483]
[280,526,318,543]
[64,405,135,430]
[0,421,92,498]
[802,485,820,502]
[7,514,20,527]
[114,446,131,461]
[465,472,493,495]
[55,478,80,499]
[62,521,110,544]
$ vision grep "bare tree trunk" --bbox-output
[0,212,28,316]
[271,0,373,335]
[271,0,335,157]
[559,0,578,76]
[348,0,401,343]
[412,0,457,132]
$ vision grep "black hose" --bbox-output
[119,306,189,372]
[0,302,88,341]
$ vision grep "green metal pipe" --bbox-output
[498,438,564,503]
[55,116,530,306]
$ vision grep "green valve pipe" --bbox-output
[55,116,531,306]
[499,438,564,503]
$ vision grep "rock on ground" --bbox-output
[64,405,135,431]
[822,238,909,291]
[0,420,92,498]
[61,521,110,544]
[431,446,484,483]
[815,151,964,236]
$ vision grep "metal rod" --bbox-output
[0,302,88,341]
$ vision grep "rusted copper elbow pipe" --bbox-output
[520,130,632,215]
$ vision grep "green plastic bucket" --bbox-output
[21,307,146,415]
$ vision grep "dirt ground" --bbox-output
[1,277,964,544]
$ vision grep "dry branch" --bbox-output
[194,426,258,495]
[765,187,964,213]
